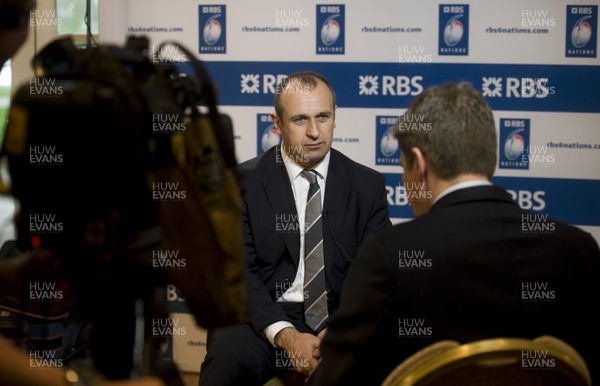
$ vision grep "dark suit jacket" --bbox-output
[309,185,600,386]
[237,146,391,333]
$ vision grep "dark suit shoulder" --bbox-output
[235,147,284,196]
[236,152,266,174]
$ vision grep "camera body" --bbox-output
[4,35,236,254]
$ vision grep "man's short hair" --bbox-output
[273,71,336,119]
[395,82,497,180]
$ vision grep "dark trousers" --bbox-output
[198,303,313,386]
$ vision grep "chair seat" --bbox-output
[382,335,591,386]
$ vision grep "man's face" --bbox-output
[271,80,335,169]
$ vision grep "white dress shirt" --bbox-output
[264,144,330,346]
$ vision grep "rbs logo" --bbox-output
[358,75,423,96]
[382,76,423,96]
[482,77,555,98]
[506,189,546,211]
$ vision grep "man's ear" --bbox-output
[411,147,427,180]
[333,105,337,129]
[270,113,281,134]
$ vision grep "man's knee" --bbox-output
[200,324,275,385]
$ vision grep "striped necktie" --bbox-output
[301,169,328,332]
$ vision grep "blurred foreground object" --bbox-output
[0,35,245,380]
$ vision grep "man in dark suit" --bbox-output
[308,82,600,385]
[198,71,391,385]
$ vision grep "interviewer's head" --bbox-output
[395,82,497,216]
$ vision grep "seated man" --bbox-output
[308,82,600,385]
[198,71,391,385]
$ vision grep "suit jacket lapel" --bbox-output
[262,147,301,267]
[323,149,350,272]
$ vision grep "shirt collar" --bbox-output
[434,179,492,204]
[280,143,330,183]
